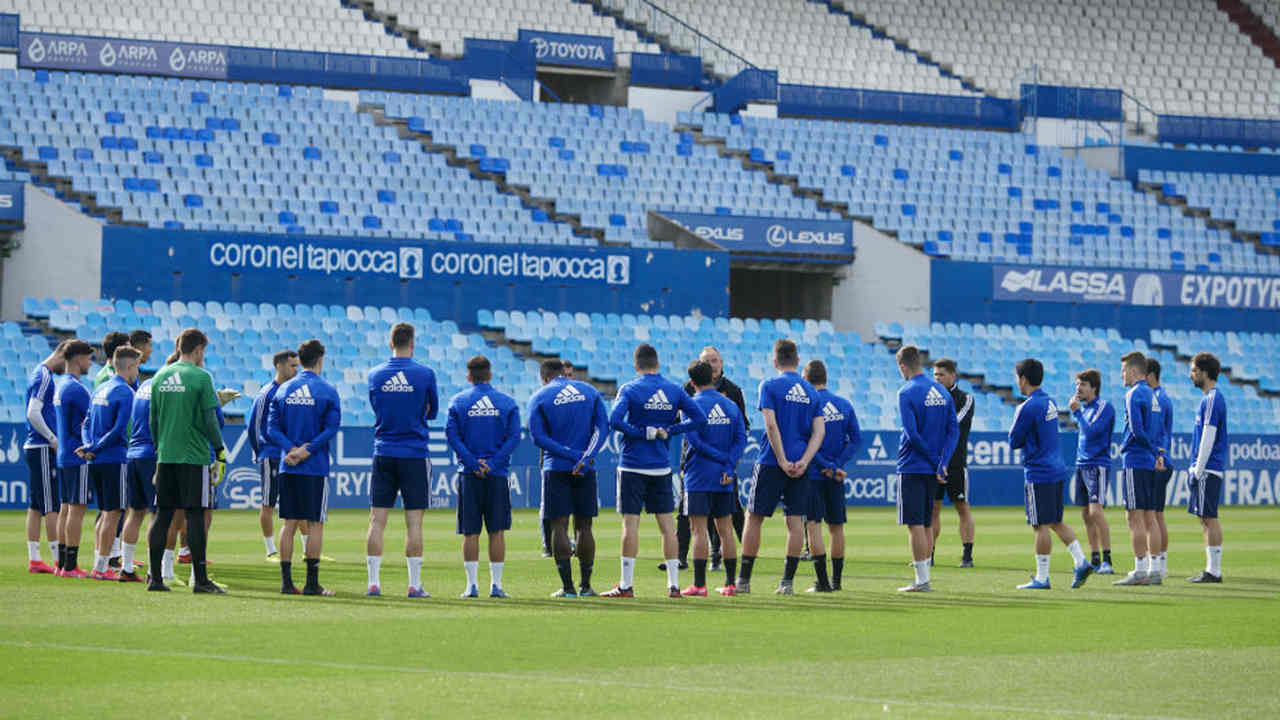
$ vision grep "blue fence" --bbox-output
[463,38,535,100]
[630,52,703,89]
[1020,84,1122,122]
[0,13,17,49]
[1159,114,1280,149]
[712,68,778,114]
[1122,145,1280,182]
[0,181,21,229]
[779,84,1019,131]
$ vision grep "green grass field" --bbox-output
[1,506,1277,719]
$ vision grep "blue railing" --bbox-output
[0,13,17,50]
[712,69,778,113]
[601,0,755,76]
[463,38,536,100]
[779,84,1019,131]
[630,52,702,88]
[1020,84,1122,122]
[1158,114,1280,149]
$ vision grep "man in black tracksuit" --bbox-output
[931,358,977,567]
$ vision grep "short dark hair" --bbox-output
[634,344,659,371]
[1145,357,1162,380]
[102,331,130,360]
[773,338,798,368]
[933,357,957,375]
[113,346,141,366]
[297,339,325,368]
[1121,351,1146,372]
[896,345,921,371]
[540,358,564,382]
[129,329,152,348]
[563,360,574,370]
[467,355,492,383]
[1076,369,1101,392]
[687,360,713,388]
[390,322,414,350]
[802,359,827,386]
[272,350,298,367]
[1016,358,1044,387]
[53,339,71,356]
[62,340,93,360]
[176,328,208,355]
[1193,352,1220,381]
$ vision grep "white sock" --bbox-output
[162,549,175,579]
[665,558,680,588]
[1137,555,1150,573]
[407,556,423,590]
[367,555,382,588]
[27,540,41,562]
[179,545,190,557]
[913,560,929,585]
[189,567,195,585]
[1207,546,1222,575]
[1065,540,1085,567]
[621,556,635,589]
[122,542,136,570]
[110,537,122,558]
[1153,554,1165,574]
[49,541,59,560]
[489,561,504,589]
[464,561,479,589]
[1035,554,1051,583]
[264,536,278,555]
[94,553,108,573]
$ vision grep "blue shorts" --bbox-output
[807,475,847,525]
[897,473,934,527]
[542,469,598,520]
[1025,480,1065,526]
[126,457,157,511]
[279,473,329,522]
[1074,466,1109,506]
[25,447,59,515]
[1187,473,1222,519]
[259,457,281,507]
[1122,468,1158,511]
[59,464,90,505]
[747,464,805,517]
[456,473,512,535]
[89,463,127,512]
[617,470,675,515]
[371,455,430,510]
[1153,467,1173,512]
[683,490,736,519]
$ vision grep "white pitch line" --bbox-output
[2,639,1194,720]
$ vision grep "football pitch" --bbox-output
[1,506,1277,719]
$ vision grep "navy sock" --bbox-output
[280,561,293,589]
[963,542,974,561]
[783,555,800,582]
[1103,549,1112,564]
[304,558,319,588]
[66,545,79,571]
[578,560,592,590]
[832,556,844,586]
[1091,551,1101,566]
[812,554,829,588]
[724,557,737,586]
[739,555,756,582]
[555,558,574,593]
[693,558,707,588]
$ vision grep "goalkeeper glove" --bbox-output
[211,447,227,487]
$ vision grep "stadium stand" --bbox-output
[1138,168,1280,240]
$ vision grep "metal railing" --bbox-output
[600,0,755,78]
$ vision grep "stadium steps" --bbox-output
[1134,180,1280,260]
[574,0,719,84]
[1218,0,1280,70]
[356,104,607,245]
[0,147,134,227]
[345,0,442,57]
[477,326,618,398]
[1148,334,1278,400]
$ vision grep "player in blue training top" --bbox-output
[802,359,861,593]
[603,344,706,598]
[528,358,609,598]
[1008,359,1094,590]
[1114,351,1163,586]
[53,341,95,578]
[1145,358,1175,580]
[1187,352,1228,584]
[78,346,140,581]
[364,323,438,598]
[446,355,521,599]
[1069,368,1115,574]
[737,339,825,596]
[123,369,158,583]
[678,360,746,597]
[22,340,66,575]
[249,349,298,562]
[267,339,341,597]
[892,345,958,593]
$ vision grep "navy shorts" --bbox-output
[126,457,157,511]
[897,473,934,527]
[1153,467,1173,512]
[59,464,90,505]
[89,463,127,512]
[259,457,281,507]
[935,469,969,504]
[1025,480,1065,526]
[1074,466,1108,506]
[807,475,847,525]
[683,490,736,519]
[747,464,805,517]
[25,447,59,515]
[371,455,430,510]
[1122,468,1158,511]
[456,473,512,535]
[617,470,675,515]
[1188,473,1222,519]
[279,473,329,522]
[542,469,598,520]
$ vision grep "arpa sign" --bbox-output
[518,29,613,70]
[0,181,22,228]
[20,32,227,79]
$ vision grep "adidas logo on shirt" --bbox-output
[643,388,674,411]
[92,387,110,406]
[155,373,185,393]
[468,395,501,417]
[285,384,316,406]
[137,383,152,400]
[784,383,810,404]
[821,401,844,422]
[924,386,947,407]
[381,371,414,393]
[553,384,587,406]
[706,404,731,425]
[1044,400,1059,421]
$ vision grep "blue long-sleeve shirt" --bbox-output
[24,364,58,449]
[527,377,609,473]
[368,357,438,459]
[896,373,959,476]
[680,389,747,493]
[1009,387,1066,484]
[266,370,342,476]
[249,380,282,462]
[84,375,135,464]
[1121,379,1159,470]
[756,371,823,467]
[1072,398,1113,468]
[610,373,707,472]
[812,388,862,473]
[54,376,90,468]
[1192,388,1228,475]
[127,379,155,460]
[1153,385,1174,469]
[445,382,521,477]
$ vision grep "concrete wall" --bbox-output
[2,184,102,320]
[831,221,929,340]
[469,79,521,102]
[627,86,707,126]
